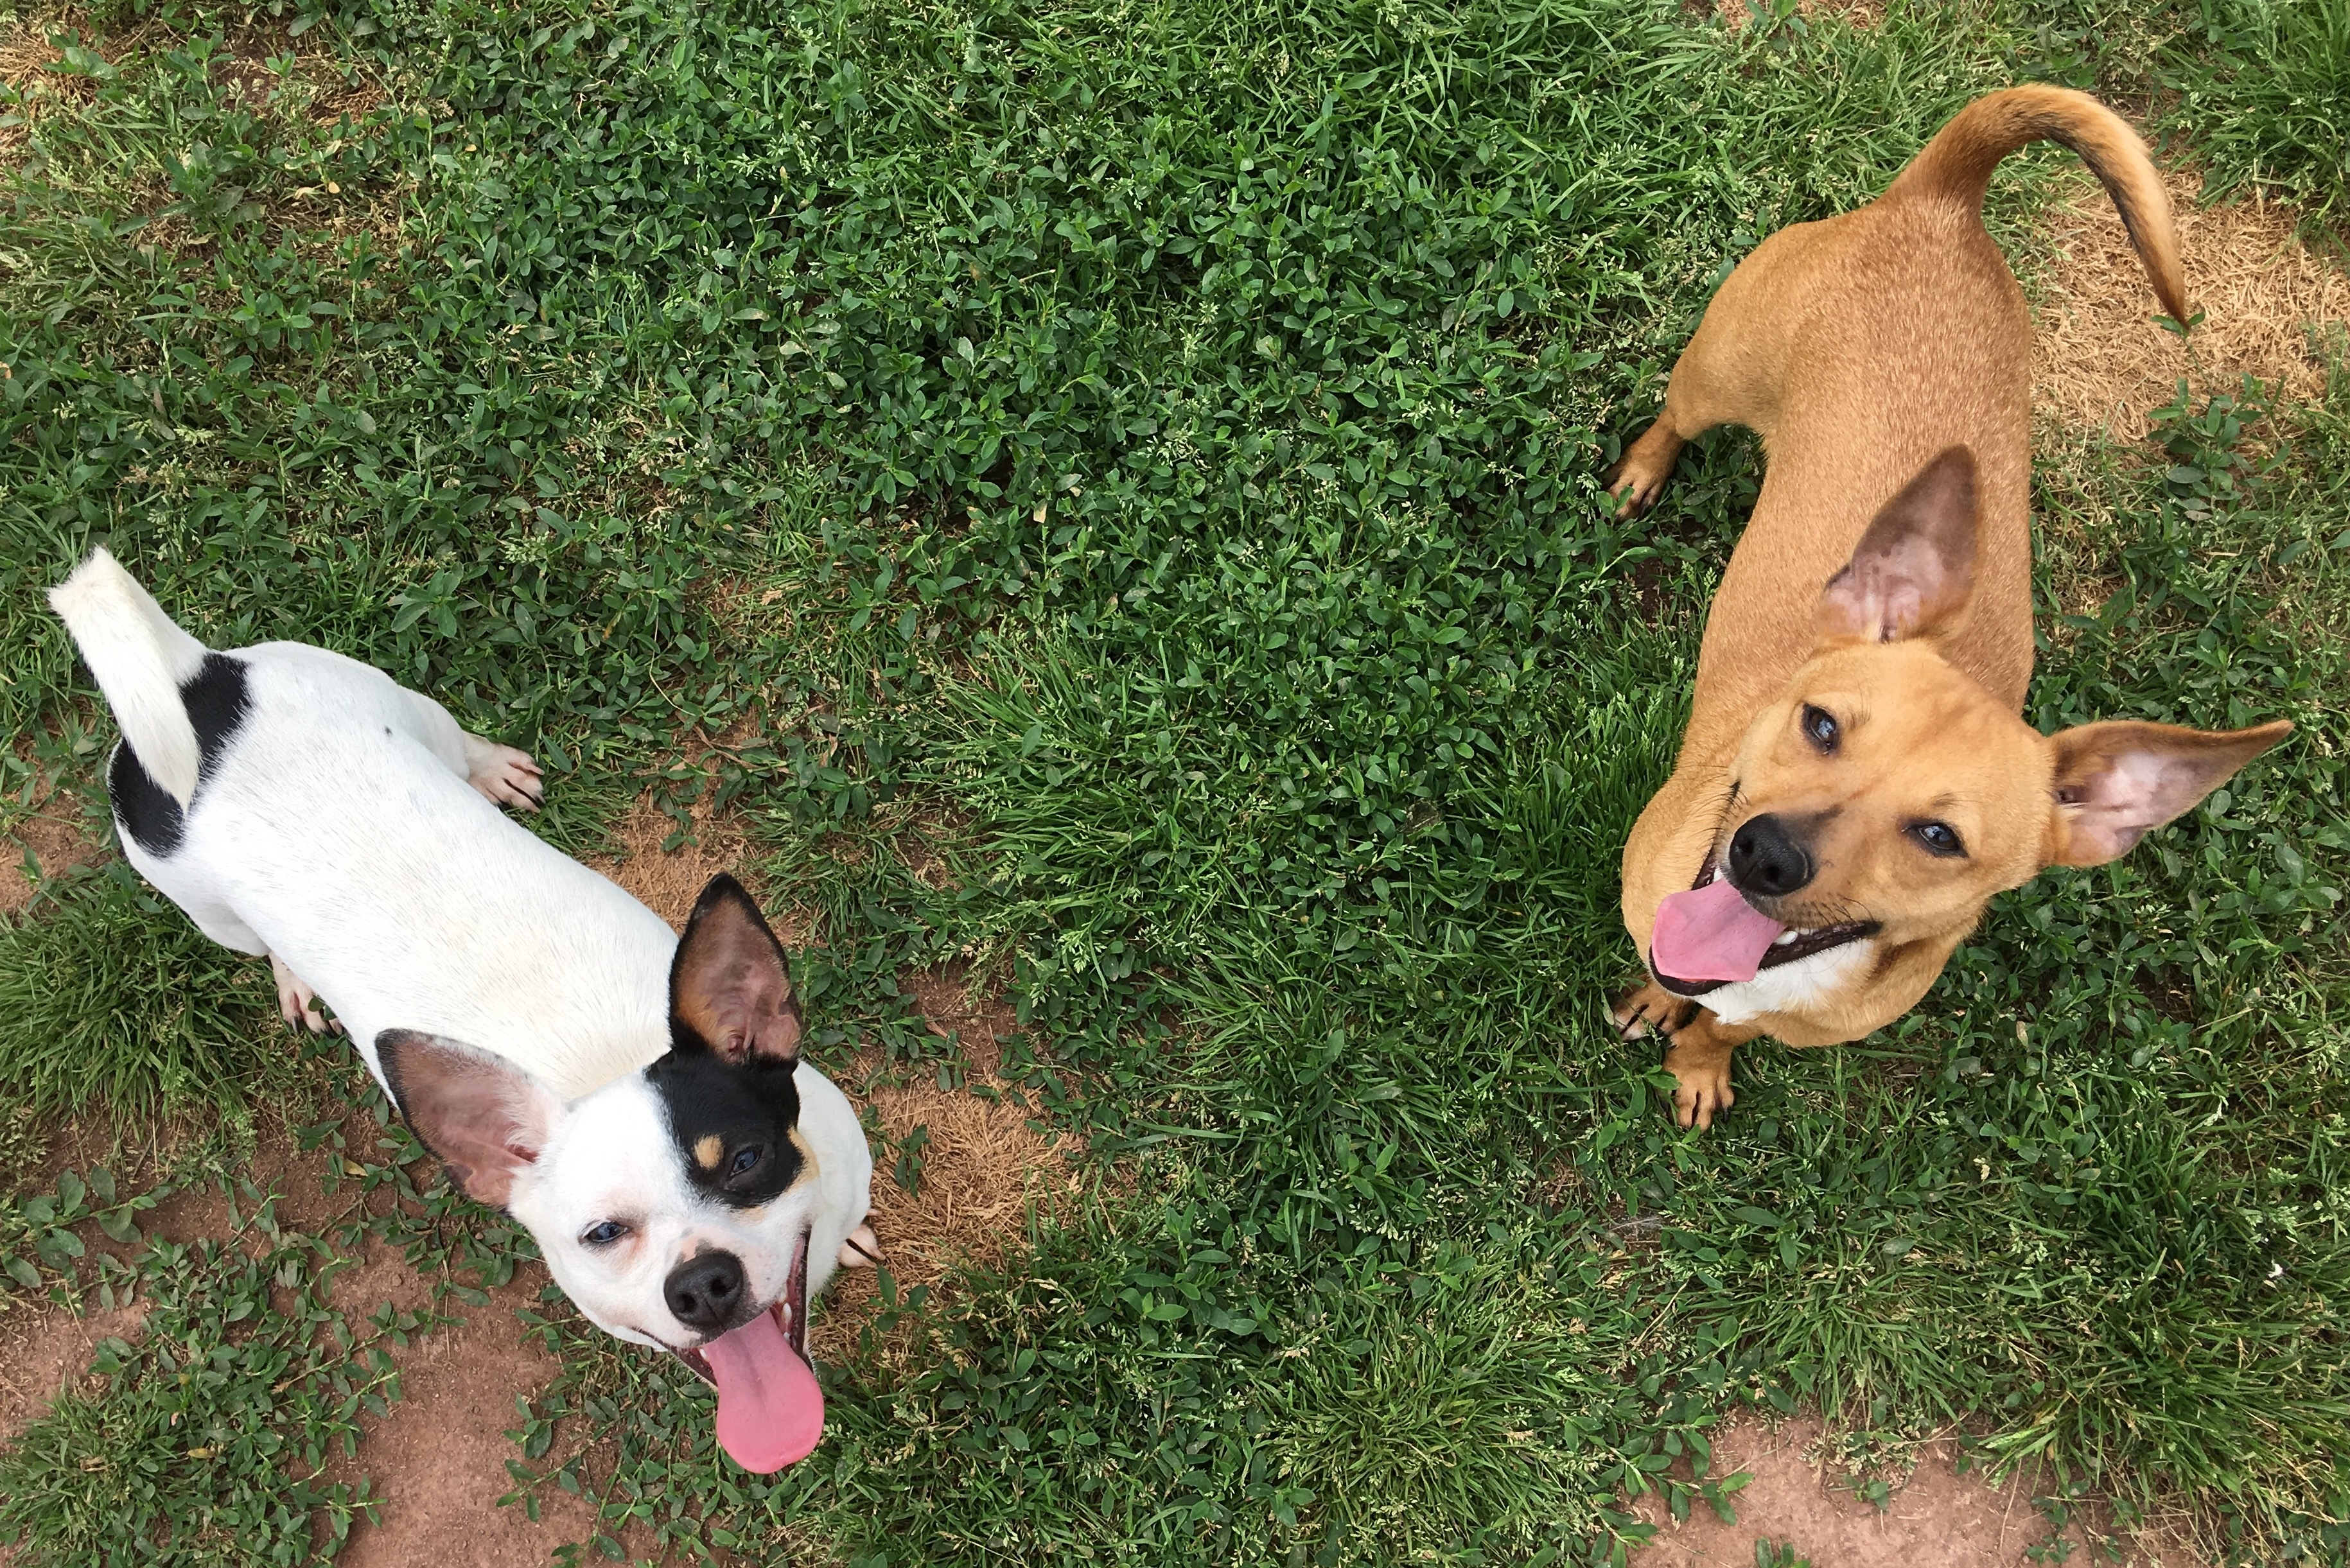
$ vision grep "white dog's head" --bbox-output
[378,875,836,1470]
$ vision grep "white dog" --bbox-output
[51,548,874,1473]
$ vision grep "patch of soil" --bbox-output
[0,803,104,916]
[2034,167,2350,441]
[586,792,752,932]
[0,1112,613,1567]
[0,1298,148,1447]
[1633,1416,2199,1567]
[583,758,818,949]
[0,8,166,161]
[331,1264,606,1568]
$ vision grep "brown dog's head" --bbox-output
[1647,447,2292,1031]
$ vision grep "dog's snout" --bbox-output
[1728,814,1814,898]
[663,1251,748,1334]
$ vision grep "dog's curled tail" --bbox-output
[49,548,211,806]
[1890,85,2188,327]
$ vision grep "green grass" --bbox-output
[0,0,2345,1563]
[0,864,281,1114]
[2162,0,2350,236]
[0,1216,398,1566]
[0,1062,539,1568]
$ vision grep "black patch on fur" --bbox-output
[109,744,184,856]
[645,1045,805,1210]
[182,654,250,765]
[109,653,250,857]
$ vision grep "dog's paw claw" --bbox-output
[268,952,337,1036]
[468,742,545,812]
[837,1223,881,1269]
[1669,1058,1735,1131]
[1607,472,1663,519]
[1611,980,1691,1041]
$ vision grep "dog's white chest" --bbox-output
[1702,940,1875,1025]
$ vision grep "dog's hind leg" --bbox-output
[1609,218,1841,516]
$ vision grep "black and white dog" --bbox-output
[51,548,875,1473]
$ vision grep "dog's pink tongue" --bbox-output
[1651,878,1787,984]
[701,1309,823,1473]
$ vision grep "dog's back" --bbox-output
[51,550,675,1099]
[1620,86,2184,744]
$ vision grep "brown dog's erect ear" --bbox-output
[1816,447,1980,646]
[670,873,802,1065]
[2044,719,2293,867]
[376,1030,566,1210]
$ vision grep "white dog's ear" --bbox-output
[2043,718,2293,867]
[1816,446,1979,647]
[376,1029,567,1209]
[669,873,802,1066]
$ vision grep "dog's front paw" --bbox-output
[268,952,340,1036]
[1665,1044,1735,1131]
[1605,422,1683,518]
[1611,979,1696,1041]
[837,1223,880,1269]
[466,739,545,812]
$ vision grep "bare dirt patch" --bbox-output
[0,8,171,161]
[1633,1416,2198,1567]
[580,736,818,947]
[0,15,64,91]
[0,1105,615,1567]
[0,1298,147,1448]
[331,1264,608,1568]
[585,789,756,931]
[2035,167,2350,441]
[0,801,104,917]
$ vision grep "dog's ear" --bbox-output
[1816,447,1979,647]
[669,873,801,1066]
[2043,719,2292,867]
[376,1030,566,1210]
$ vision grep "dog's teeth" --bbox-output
[1773,931,1800,946]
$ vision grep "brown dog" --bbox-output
[1607,86,2291,1129]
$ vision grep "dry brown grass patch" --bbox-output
[811,966,1083,1363]
[584,790,766,934]
[1712,0,1880,30]
[0,10,95,161]
[579,727,802,939]
[0,15,66,90]
[2035,167,2350,441]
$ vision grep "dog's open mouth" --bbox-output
[674,1228,820,1472]
[1650,862,1879,997]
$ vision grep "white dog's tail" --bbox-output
[49,548,211,806]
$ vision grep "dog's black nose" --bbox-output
[664,1251,748,1334]
[1728,814,1814,898]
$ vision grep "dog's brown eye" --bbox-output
[1911,821,1965,857]
[581,1220,630,1246]
[728,1144,764,1179]
[1801,704,1839,753]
